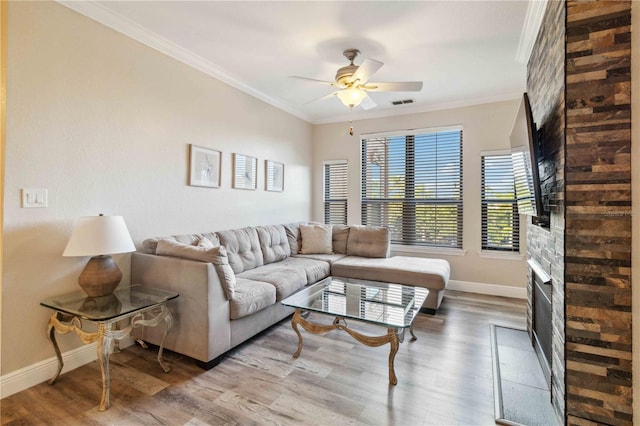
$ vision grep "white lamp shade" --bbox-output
[337,88,367,107]
[63,215,136,257]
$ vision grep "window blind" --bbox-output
[324,161,348,225]
[361,129,463,248]
[511,149,538,216]
[481,154,520,251]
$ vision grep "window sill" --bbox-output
[478,250,524,261]
[391,245,467,257]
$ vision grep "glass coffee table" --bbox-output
[40,285,178,411]
[281,276,428,385]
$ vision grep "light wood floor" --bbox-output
[1,290,526,425]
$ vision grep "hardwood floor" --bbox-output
[1,290,526,425]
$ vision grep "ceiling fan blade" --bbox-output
[291,76,347,89]
[364,81,423,92]
[361,95,377,110]
[304,91,339,105]
[290,76,335,85]
[351,59,383,85]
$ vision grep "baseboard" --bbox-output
[0,343,97,399]
[0,337,135,399]
[448,280,526,299]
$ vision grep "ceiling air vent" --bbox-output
[391,99,415,106]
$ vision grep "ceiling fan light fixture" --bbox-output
[337,87,367,107]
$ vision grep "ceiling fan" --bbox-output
[292,49,423,110]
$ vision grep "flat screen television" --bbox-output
[510,92,546,224]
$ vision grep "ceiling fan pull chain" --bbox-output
[349,106,354,136]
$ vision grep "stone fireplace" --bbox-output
[529,259,552,386]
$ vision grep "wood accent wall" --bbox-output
[526,0,566,421]
[565,1,633,424]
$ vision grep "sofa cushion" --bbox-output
[332,256,450,291]
[332,225,350,254]
[143,232,220,254]
[156,239,236,299]
[217,227,264,274]
[295,253,348,265]
[238,265,307,301]
[300,224,333,254]
[275,256,331,284]
[283,222,304,255]
[230,278,276,320]
[346,225,390,258]
[256,225,291,265]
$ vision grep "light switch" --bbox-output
[21,188,48,208]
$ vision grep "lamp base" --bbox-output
[78,255,123,297]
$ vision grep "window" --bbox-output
[323,160,348,225]
[361,127,463,248]
[481,154,519,251]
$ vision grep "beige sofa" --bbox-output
[131,223,450,369]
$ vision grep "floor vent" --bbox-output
[391,99,415,106]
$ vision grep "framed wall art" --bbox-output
[189,144,221,188]
[265,160,284,192]
[232,153,257,190]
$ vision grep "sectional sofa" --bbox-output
[131,223,450,368]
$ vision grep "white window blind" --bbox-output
[511,149,538,216]
[481,154,520,251]
[361,129,463,248]
[323,161,348,225]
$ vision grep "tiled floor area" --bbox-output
[492,325,558,426]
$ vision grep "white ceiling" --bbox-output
[59,1,544,124]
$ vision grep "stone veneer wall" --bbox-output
[526,0,566,422]
[565,1,633,424]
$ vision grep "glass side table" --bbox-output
[40,285,179,411]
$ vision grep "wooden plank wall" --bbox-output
[565,1,633,424]
[526,0,566,421]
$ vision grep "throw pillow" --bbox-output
[283,222,303,255]
[332,225,350,254]
[346,225,390,258]
[198,237,215,249]
[209,246,236,300]
[299,224,333,254]
[156,239,235,299]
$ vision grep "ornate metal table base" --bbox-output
[290,309,417,385]
[46,305,173,411]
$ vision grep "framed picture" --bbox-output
[189,144,221,188]
[232,153,257,190]
[265,160,284,192]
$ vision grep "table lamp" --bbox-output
[63,214,136,297]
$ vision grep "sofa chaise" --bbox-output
[131,223,450,368]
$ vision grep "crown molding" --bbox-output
[314,91,524,125]
[515,0,549,64]
[56,1,312,123]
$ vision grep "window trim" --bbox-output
[323,160,348,225]
[361,127,463,248]
[361,124,463,140]
[481,152,520,253]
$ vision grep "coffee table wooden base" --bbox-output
[290,309,401,385]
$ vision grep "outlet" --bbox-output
[21,188,48,208]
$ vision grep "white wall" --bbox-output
[2,1,312,375]
[312,100,527,290]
